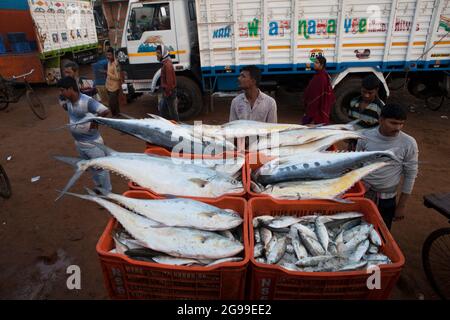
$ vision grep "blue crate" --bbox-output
[7,32,27,43]
[11,41,31,53]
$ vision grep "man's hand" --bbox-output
[393,205,406,222]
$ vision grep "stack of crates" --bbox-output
[7,32,31,53]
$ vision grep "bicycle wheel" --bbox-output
[0,87,9,110]
[425,95,445,111]
[422,227,450,299]
[26,89,47,120]
[0,165,11,199]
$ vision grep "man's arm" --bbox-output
[87,98,110,129]
[395,139,419,220]
[107,62,121,81]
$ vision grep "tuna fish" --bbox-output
[54,153,244,200]
[259,162,388,201]
[63,191,244,259]
[251,128,360,150]
[259,131,363,157]
[67,114,234,152]
[254,150,396,185]
[93,188,242,231]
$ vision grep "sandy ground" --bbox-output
[0,67,449,299]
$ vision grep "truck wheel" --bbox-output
[176,76,203,120]
[331,78,362,123]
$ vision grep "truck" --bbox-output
[116,0,450,121]
[0,0,99,84]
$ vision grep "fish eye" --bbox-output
[314,162,320,167]
[303,163,309,169]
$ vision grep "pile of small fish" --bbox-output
[253,212,392,272]
[55,144,245,200]
[251,150,396,201]
[64,189,245,266]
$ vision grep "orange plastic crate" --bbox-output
[245,152,365,199]
[128,147,246,200]
[247,197,405,300]
[96,191,250,300]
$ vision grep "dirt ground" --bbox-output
[0,66,449,300]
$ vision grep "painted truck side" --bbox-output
[117,0,450,121]
[0,0,99,84]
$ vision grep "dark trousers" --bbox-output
[377,197,397,230]
[108,90,120,116]
[159,93,179,121]
[365,190,397,230]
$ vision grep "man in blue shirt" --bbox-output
[57,76,112,193]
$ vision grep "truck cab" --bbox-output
[117,0,203,119]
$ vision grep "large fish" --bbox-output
[91,143,244,177]
[193,120,307,139]
[251,128,358,151]
[95,188,243,231]
[54,153,244,200]
[260,162,388,200]
[258,131,363,157]
[67,114,234,153]
[254,150,396,185]
[64,191,244,259]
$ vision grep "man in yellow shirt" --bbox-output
[105,48,121,116]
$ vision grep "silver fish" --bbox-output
[254,150,396,185]
[152,255,201,266]
[349,240,370,262]
[64,192,244,259]
[344,225,373,253]
[68,114,235,152]
[206,257,243,267]
[292,223,318,240]
[219,230,236,241]
[55,153,244,200]
[368,244,379,254]
[266,236,288,264]
[286,244,294,254]
[292,238,309,260]
[254,243,265,258]
[96,189,243,231]
[265,216,303,229]
[260,228,273,247]
[254,228,262,243]
[253,215,275,228]
[296,255,335,267]
[299,232,326,256]
[315,217,329,252]
[370,228,383,247]
[338,260,368,271]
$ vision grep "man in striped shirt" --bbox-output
[348,75,385,129]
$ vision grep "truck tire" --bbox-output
[331,78,362,123]
[176,76,203,120]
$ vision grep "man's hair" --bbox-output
[316,56,327,68]
[63,61,79,72]
[106,47,114,55]
[362,74,380,90]
[156,45,162,53]
[57,76,79,92]
[241,65,261,86]
[380,103,407,120]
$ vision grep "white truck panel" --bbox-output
[196,0,450,68]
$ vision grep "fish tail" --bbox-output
[55,189,96,202]
[54,156,87,201]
